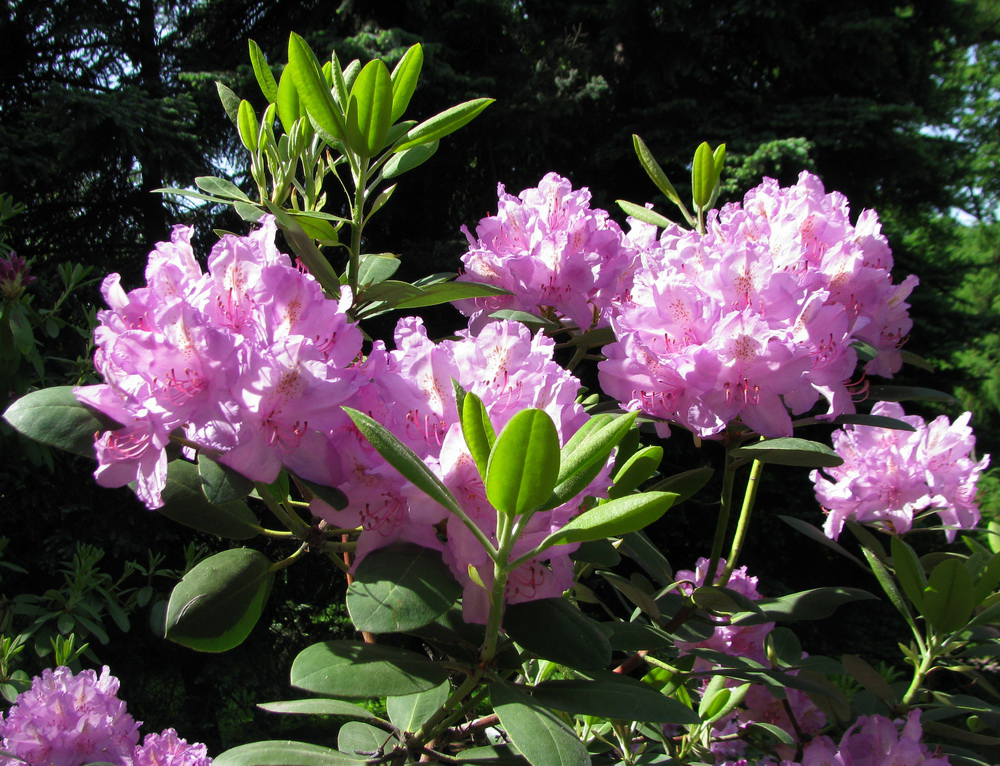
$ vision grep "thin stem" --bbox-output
[270,542,309,572]
[707,446,739,587]
[721,458,764,583]
[409,671,483,749]
[900,636,940,709]
[255,482,312,539]
[348,158,368,296]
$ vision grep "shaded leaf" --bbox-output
[731,437,842,468]
[159,460,260,540]
[505,598,611,670]
[491,680,590,766]
[531,672,699,724]
[257,699,381,720]
[2,386,120,457]
[215,741,359,766]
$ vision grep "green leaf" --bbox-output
[841,653,898,706]
[461,391,495,478]
[974,551,1000,604]
[731,437,842,468]
[386,680,450,733]
[215,741,359,766]
[262,201,341,297]
[392,280,510,309]
[164,548,274,652]
[394,98,495,152]
[358,253,400,286]
[618,530,674,586]
[343,407,464,517]
[238,100,259,152]
[693,585,764,615]
[540,492,677,548]
[732,587,877,624]
[491,680,591,766]
[338,721,399,759]
[486,409,561,516]
[866,385,957,404]
[288,212,341,245]
[533,673,699,724]
[195,176,251,202]
[382,140,439,179]
[275,68,301,132]
[609,445,663,499]
[505,597,612,670]
[346,59,393,157]
[287,33,345,141]
[633,135,683,208]
[647,466,713,505]
[296,477,347,511]
[606,620,673,651]
[257,699,381,720]
[389,44,423,122]
[615,200,675,229]
[215,81,241,125]
[198,454,254,504]
[159,460,260,539]
[346,544,461,633]
[923,557,976,634]
[487,309,562,332]
[691,141,718,210]
[2,386,120,457]
[891,536,927,611]
[828,413,916,431]
[291,640,450,698]
[556,412,637,493]
[248,40,278,102]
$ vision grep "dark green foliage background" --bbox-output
[1,0,997,751]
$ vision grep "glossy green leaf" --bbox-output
[647,466,713,505]
[346,544,461,633]
[531,672,699,724]
[541,491,677,548]
[632,134,683,208]
[974,551,1000,604]
[382,140,439,179]
[391,280,510,309]
[291,640,450,698]
[164,548,274,652]
[505,597,611,670]
[829,413,917,431]
[386,680,450,733]
[288,212,340,245]
[248,40,278,102]
[732,587,876,625]
[487,309,561,332]
[159,459,260,539]
[2,386,120,457]
[195,176,251,202]
[343,408,463,517]
[556,412,637,491]
[461,391,495,478]
[866,385,957,404]
[491,680,591,766]
[215,741,359,766]
[348,59,392,156]
[394,98,494,152]
[198,454,254,505]
[338,721,399,760]
[262,201,341,297]
[358,254,401,286]
[237,100,259,152]
[215,81,241,125]
[599,571,661,619]
[862,546,912,623]
[486,409,561,516]
[616,200,675,229]
[693,585,764,616]
[731,437,842,468]
[257,699,381,720]
[691,141,718,210]
[571,538,620,568]
[287,33,345,141]
[390,44,423,122]
[275,68,301,132]
[891,536,927,610]
[923,557,976,634]
[609,445,663,499]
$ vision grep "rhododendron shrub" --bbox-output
[3,35,996,766]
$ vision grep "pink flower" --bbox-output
[600,171,917,439]
[0,252,34,301]
[811,402,990,540]
[456,173,637,332]
[0,666,139,766]
[132,729,212,766]
[798,710,950,765]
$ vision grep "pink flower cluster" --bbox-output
[812,402,990,540]
[0,666,209,766]
[455,173,636,333]
[600,171,918,438]
[74,218,368,508]
[316,317,607,624]
[722,710,950,765]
